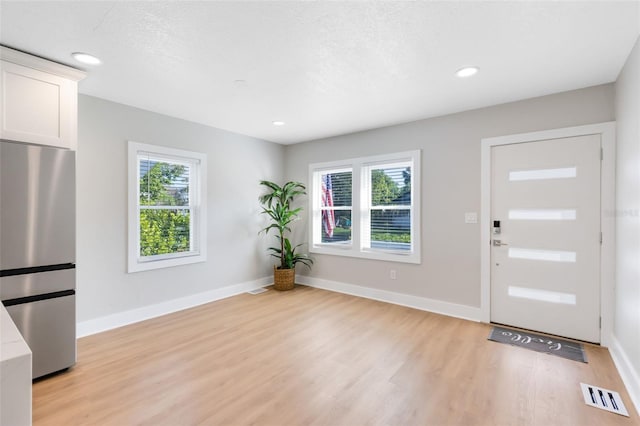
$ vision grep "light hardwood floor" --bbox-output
[33,285,637,426]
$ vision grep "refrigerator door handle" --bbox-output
[3,289,75,307]
[0,263,75,277]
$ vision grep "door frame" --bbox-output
[480,122,616,346]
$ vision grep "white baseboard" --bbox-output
[297,275,482,322]
[77,276,272,338]
[609,334,640,415]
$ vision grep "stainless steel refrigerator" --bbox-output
[0,140,76,379]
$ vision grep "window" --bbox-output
[309,150,420,263]
[319,168,353,245]
[128,142,207,272]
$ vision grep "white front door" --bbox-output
[490,135,601,343]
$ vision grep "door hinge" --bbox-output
[601,148,604,160]
[600,232,603,244]
[600,317,602,329]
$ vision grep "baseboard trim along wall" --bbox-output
[76,276,272,338]
[609,334,640,415]
[297,276,482,322]
[78,275,481,338]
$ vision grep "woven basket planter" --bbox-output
[273,266,295,291]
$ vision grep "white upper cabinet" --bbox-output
[1,47,86,150]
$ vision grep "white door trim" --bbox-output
[480,122,616,347]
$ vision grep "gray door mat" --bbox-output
[488,325,587,363]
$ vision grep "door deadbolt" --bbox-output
[493,220,501,234]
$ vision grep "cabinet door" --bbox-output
[1,60,77,149]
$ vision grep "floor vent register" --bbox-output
[247,288,268,295]
[580,383,629,417]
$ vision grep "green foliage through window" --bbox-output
[371,167,411,206]
[370,166,411,249]
[140,210,190,256]
[139,159,192,257]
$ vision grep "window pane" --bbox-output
[371,209,411,250]
[140,209,191,256]
[321,210,351,244]
[320,170,352,243]
[371,166,411,206]
[321,171,352,207]
[140,158,190,207]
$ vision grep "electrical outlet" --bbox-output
[390,269,396,280]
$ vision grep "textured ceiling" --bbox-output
[1,1,639,144]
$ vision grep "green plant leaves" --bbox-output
[259,180,313,270]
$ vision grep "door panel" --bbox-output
[490,135,601,343]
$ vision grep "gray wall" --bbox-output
[614,36,640,394]
[285,84,615,308]
[76,95,284,322]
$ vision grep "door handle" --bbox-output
[493,239,508,247]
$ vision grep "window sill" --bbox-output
[310,245,420,264]
[128,252,206,273]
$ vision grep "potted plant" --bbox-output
[259,180,313,290]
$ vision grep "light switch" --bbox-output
[465,212,478,224]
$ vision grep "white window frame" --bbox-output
[309,150,421,264]
[128,141,207,273]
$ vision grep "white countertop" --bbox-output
[1,304,32,361]
[1,303,32,426]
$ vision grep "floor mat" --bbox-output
[488,325,587,363]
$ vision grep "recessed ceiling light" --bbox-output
[71,52,101,65]
[272,121,285,126]
[456,66,479,78]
